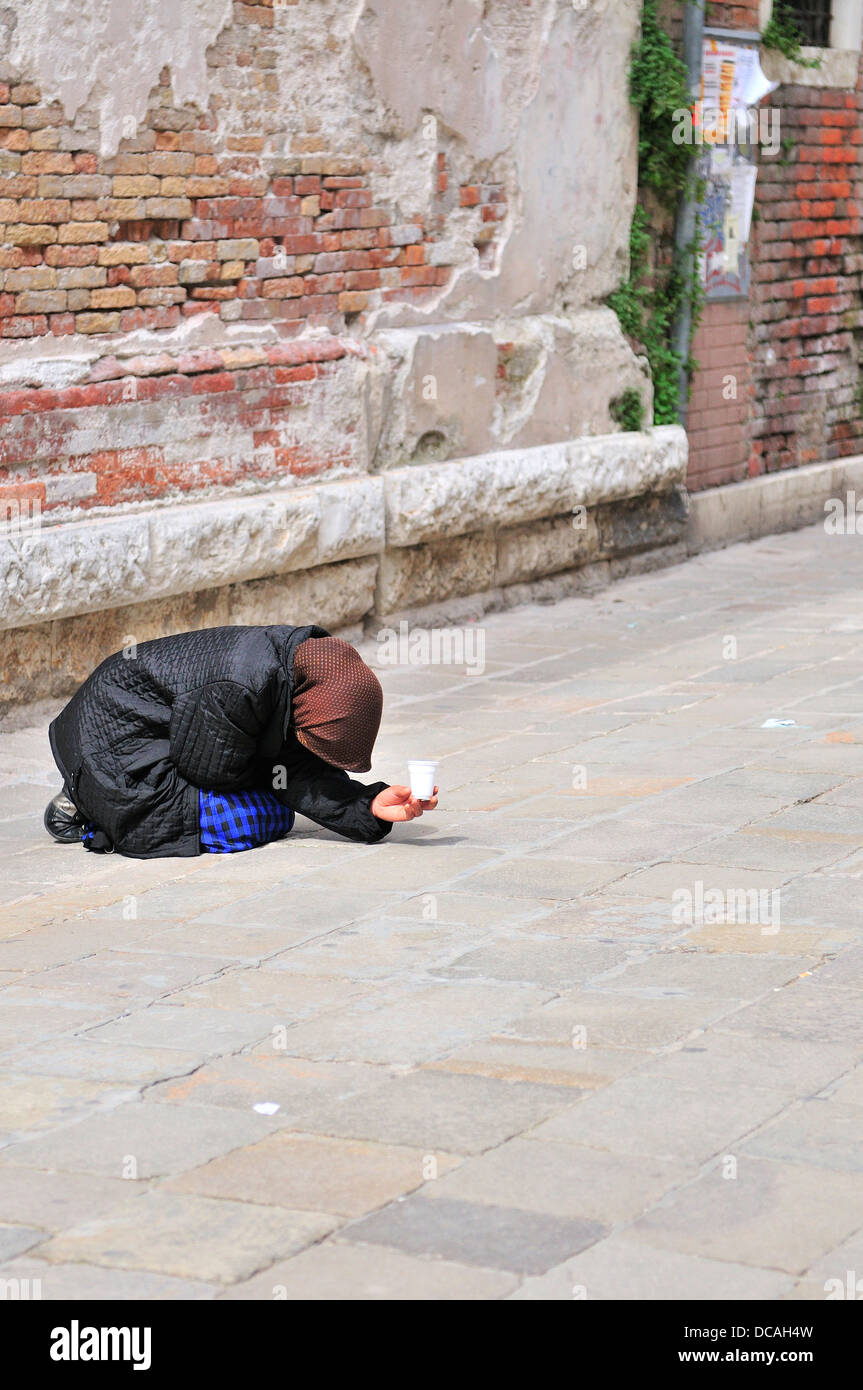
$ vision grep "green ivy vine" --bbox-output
[762,2,822,67]
[607,0,703,427]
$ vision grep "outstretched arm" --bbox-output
[266,742,394,844]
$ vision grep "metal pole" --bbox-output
[671,0,705,426]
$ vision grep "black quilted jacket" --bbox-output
[49,623,392,858]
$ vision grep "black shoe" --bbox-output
[44,786,86,844]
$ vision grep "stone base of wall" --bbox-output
[685,453,863,554]
[0,441,689,710]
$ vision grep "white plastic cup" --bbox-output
[408,759,438,800]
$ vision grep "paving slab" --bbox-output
[509,1235,796,1300]
[632,1156,863,1275]
[82,1002,276,1054]
[423,1136,690,1223]
[218,1241,517,1300]
[267,981,553,1065]
[304,1068,578,1154]
[531,1075,790,1164]
[0,1166,145,1232]
[1,1099,281,1179]
[742,1099,863,1173]
[342,1194,607,1275]
[38,1192,338,1284]
[0,1256,217,1300]
[166,1132,460,1217]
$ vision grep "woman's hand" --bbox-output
[370,784,439,822]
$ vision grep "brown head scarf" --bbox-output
[290,636,383,773]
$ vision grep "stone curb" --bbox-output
[0,426,687,631]
[686,455,863,554]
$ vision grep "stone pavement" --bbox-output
[1,520,863,1301]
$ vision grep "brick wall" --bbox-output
[0,23,508,346]
[712,2,762,30]
[749,81,863,474]
[687,299,753,488]
[0,3,511,520]
[0,338,365,518]
[681,3,863,488]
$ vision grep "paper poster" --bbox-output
[695,35,767,299]
[734,45,779,106]
[697,147,757,299]
[700,39,737,121]
[700,40,778,145]
[730,160,758,244]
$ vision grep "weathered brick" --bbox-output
[0,179,34,204]
[0,105,22,127]
[216,237,259,260]
[104,198,147,220]
[4,266,57,291]
[56,175,112,198]
[10,85,41,106]
[4,223,58,244]
[70,199,107,221]
[177,259,208,284]
[136,286,186,305]
[22,106,58,131]
[128,264,178,288]
[14,289,67,313]
[1,314,48,336]
[75,311,121,333]
[112,174,160,196]
[147,151,195,175]
[189,284,237,300]
[55,266,107,289]
[185,176,229,198]
[261,275,304,298]
[30,128,60,150]
[105,154,150,175]
[21,152,75,173]
[46,245,99,266]
[0,137,29,162]
[145,197,193,218]
[16,198,71,223]
[89,286,137,308]
[58,221,110,243]
[338,290,369,313]
[119,305,180,331]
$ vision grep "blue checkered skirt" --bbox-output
[199,788,295,853]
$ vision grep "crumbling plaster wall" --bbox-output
[0,0,685,706]
[3,0,649,460]
[8,0,234,157]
